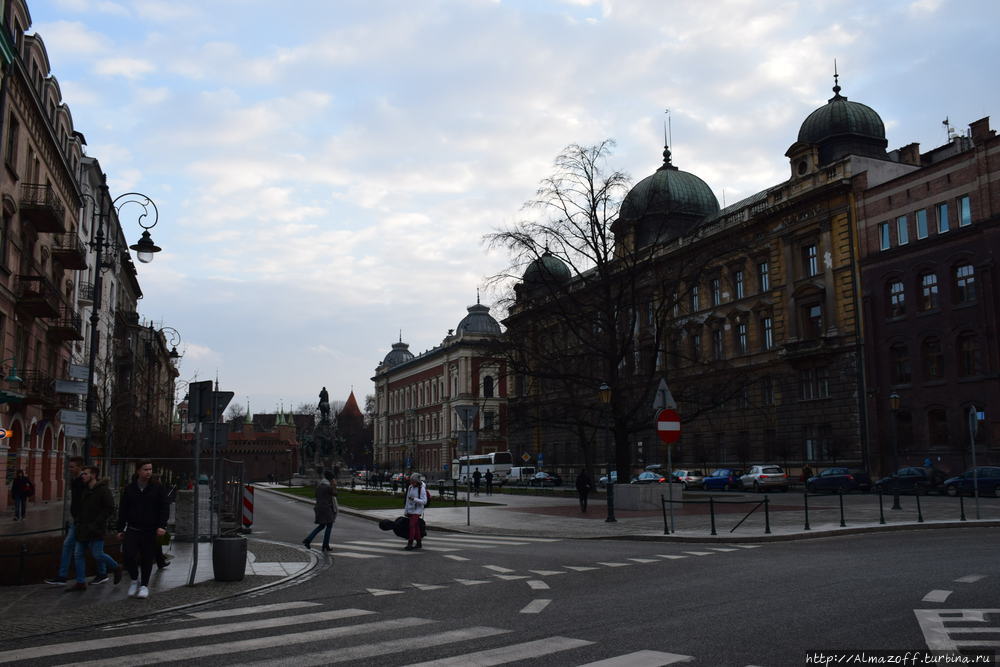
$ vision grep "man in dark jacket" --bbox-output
[116,461,169,599]
[576,470,595,512]
[45,457,85,585]
[66,467,122,591]
[9,469,33,520]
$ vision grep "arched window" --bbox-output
[922,337,943,379]
[887,280,905,318]
[954,264,975,304]
[957,333,981,377]
[919,272,939,311]
[927,408,949,448]
[890,343,911,384]
[483,375,494,398]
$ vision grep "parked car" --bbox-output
[528,471,562,486]
[671,469,705,489]
[942,467,1000,498]
[630,471,667,484]
[598,471,619,487]
[805,467,872,493]
[740,465,790,492]
[874,467,944,495]
[701,468,744,491]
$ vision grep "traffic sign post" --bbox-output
[655,407,681,534]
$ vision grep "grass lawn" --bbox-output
[270,486,497,510]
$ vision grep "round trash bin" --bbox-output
[212,535,247,582]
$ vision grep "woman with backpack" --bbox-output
[403,474,428,550]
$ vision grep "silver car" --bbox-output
[671,469,705,489]
[740,465,790,492]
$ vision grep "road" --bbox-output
[3,489,998,666]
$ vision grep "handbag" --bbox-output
[157,530,171,547]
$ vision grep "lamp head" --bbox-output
[130,230,161,264]
[889,391,900,411]
[598,382,611,404]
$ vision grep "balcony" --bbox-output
[15,275,60,318]
[77,281,95,305]
[20,369,56,406]
[51,233,88,269]
[47,307,84,342]
[19,183,66,233]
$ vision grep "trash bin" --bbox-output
[212,535,247,582]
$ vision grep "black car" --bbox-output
[874,467,943,494]
[806,467,872,493]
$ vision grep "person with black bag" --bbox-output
[115,461,169,600]
[403,474,428,550]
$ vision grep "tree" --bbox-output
[487,140,752,481]
[226,403,247,424]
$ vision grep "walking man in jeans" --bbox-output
[116,461,169,600]
[45,456,85,585]
[66,466,122,591]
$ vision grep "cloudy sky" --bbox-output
[27,0,1000,414]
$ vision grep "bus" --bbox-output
[451,451,514,484]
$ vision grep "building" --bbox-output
[858,116,1000,474]
[372,300,508,477]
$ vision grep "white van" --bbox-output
[509,467,536,483]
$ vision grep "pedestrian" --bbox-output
[391,476,399,495]
[403,474,428,550]
[10,469,33,521]
[45,456,86,585]
[576,469,595,512]
[484,470,494,496]
[67,466,123,591]
[801,464,814,484]
[472,468,482,496]
[115,461,169,600]
[302,471,337,552]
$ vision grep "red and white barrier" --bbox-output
[242,484,254,527]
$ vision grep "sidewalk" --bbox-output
[259,483,1000,542]
[0,534,316,642]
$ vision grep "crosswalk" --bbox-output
[0,602,699,666]
[330,533,561,559]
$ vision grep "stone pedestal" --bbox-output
[614,484,677,510]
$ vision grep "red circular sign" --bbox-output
[656,408,681,444]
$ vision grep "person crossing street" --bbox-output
[115,461,169,600]
[66,466,122,591]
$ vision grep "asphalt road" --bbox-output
[5,489,998,666]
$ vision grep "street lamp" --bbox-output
[0,357,24,404]
[81,174,163,465]
[598,382,616,523]
[889,391,901,510]
[286,448,294,487]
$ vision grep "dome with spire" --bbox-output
[618,146,719,247]
[522,250,572,287]
[795,74,887,165]
[457,302,501,336]
[382,340,414,368]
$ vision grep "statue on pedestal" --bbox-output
[318,386,331,423]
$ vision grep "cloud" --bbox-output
[31,20,109,54]
[95,57,155,78]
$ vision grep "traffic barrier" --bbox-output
[242,484,254,527]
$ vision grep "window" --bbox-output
[919,272,939,311]
[888,281,905,318]
[799,367,830,400]
[483,411,495,431]
[710,278,721,306]
[4,116,18,171]
[802,303,823,339]
[734,270,744,299]
[879,222,891,251]
[958,333,981,377]
[736,322,748,354]
[0,213,8,268]
[761,375,774,406]
[922,337,943,380]
[890,343,911,384]
[483,376,494,398]
[915,209,928,239]
[691,333,701,362]
[760,316,773,351]
[958,195,972,227]
[803,244,818,276]
[712,329,724,360]
[954,264,975,304]
[690,285,699,311]
[758,261,770,292]
[927,409,949,449]
[937,202,949,233]
[896,216,909,245]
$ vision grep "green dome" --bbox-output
[522,251,571,286]
[619,148,719,246]
[796,81,887,164]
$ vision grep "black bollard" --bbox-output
[709,497,717,536]
[878,487,886,525]
[606,481,617,523]
[959,493,966,522]
[661,495,669,535]
[838,489,846,527]
[764,496,771,534]
[916,493,924,523]
[803,490,811,531]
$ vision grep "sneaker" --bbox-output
[64,582,86,592]
[44,576,68,585]
[156,560,170,570]
[91,574,110,585]
[128,581,139,597]
[136,586,149,600]
[113,566,123,585]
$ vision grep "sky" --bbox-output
[25,0,1000,415]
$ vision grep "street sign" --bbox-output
[0,428,7,439]
[69,364,89,380]
[64,424,88,438]
[54,380,88,395]
[59,409,87,425]
[537,452,544,465]
[521,452,531,463]
[455,405,478,428]
[458,431,477,452]
[656,408,681,444]
[652,378,677,411]
[187,381,213,423]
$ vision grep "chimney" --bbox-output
[898,143,921,166]
[969,117,994,145]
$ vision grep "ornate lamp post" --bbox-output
[599,382,616,523]
[889,391,901,510]
[82,173,162,465]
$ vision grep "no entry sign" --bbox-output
[656,408,681,444]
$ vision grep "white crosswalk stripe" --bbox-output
[326,534,561,559]
[7,602,721,667]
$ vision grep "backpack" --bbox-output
[423,485,431,508]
